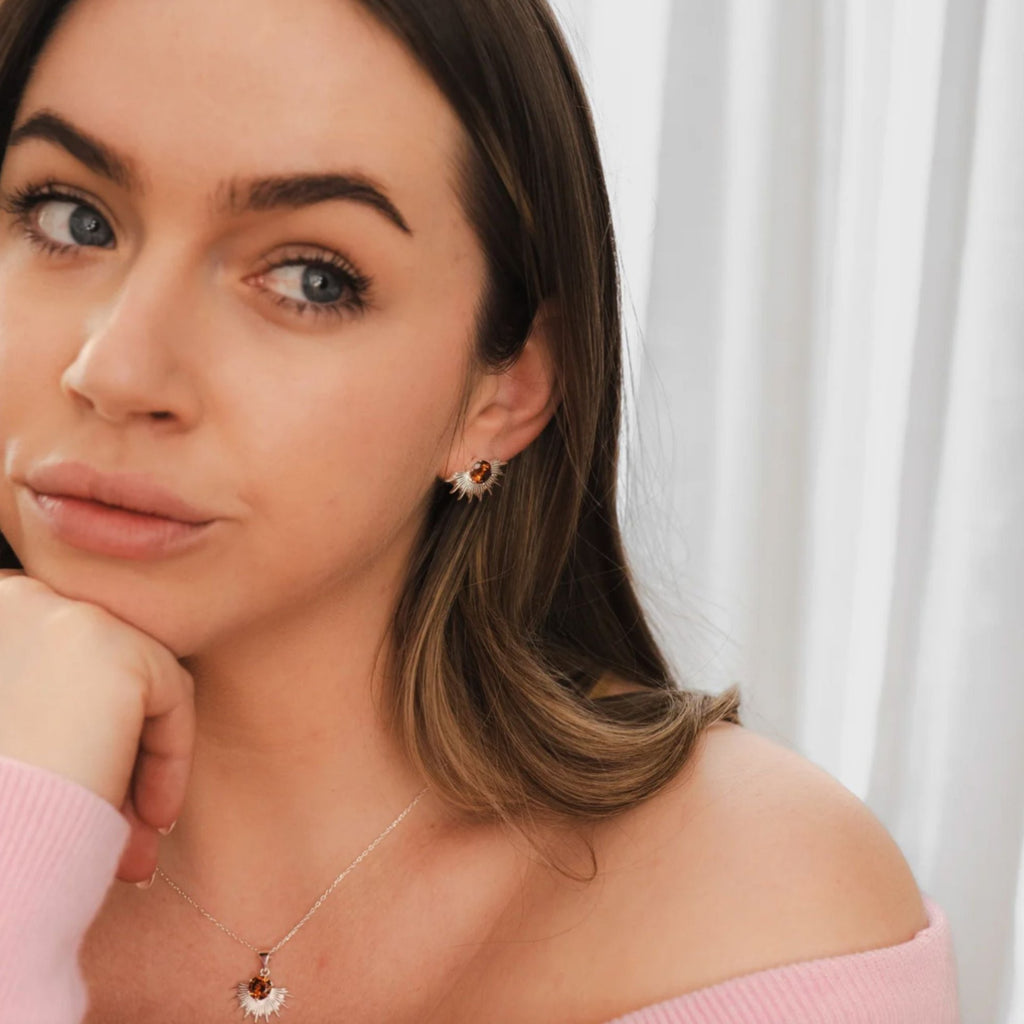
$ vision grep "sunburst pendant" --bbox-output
[236,952,289,1020]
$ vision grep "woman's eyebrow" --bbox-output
[6,109,413,235]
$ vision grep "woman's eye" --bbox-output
[263,263,349,306]
[33,197,115,249]
[257,258,370,320]
[252,251,372,319]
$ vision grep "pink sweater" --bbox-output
[0,754,962,1023]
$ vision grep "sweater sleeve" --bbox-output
[605,893,961,1024]
[0,754,130,1024]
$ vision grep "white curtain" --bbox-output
[549,2,1023,1022]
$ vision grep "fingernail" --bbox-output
[136,869,157,890]
[158,821,177,836]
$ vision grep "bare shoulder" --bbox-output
[442,718,931,1022]
[588,720,929,996]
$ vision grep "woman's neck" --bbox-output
[156,568,434,926]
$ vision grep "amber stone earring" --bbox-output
[445,458,507,501]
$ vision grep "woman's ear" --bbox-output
[441,305,562,479]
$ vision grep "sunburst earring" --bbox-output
[445,457,507,501]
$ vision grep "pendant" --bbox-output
[236,952,289,1020]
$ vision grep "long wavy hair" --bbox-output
[0,0,742,855]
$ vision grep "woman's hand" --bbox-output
[0,569,195,884]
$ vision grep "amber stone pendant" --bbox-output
[236,952,289,1020]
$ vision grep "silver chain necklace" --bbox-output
[151,786,429,1021]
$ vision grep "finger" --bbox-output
[114,794,160,885]
[129,647,195,834]
[131,692,196,834]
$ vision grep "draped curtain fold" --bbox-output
[551,2,1023,1021]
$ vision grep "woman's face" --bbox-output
[0,0,491,653]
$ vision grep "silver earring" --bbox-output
[445,458,507,501]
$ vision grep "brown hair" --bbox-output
[0,0,742,847]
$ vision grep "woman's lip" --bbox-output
[28,491,216,560]
[24,461,215,524]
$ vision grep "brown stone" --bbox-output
[248,976,272,1000]
[469,461,492,484]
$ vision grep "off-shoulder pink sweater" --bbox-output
[0,754,962,1023]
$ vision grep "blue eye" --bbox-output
[257,257,370,320]
[1,182,114,253]
[264,262,348,305]
[45,199,114,248]
[302,265,344,304]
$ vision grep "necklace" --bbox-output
[151,786,429,1021]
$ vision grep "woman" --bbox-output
[0,0,958,1021]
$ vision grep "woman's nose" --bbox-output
[60,260,204,427]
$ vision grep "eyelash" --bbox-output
[0,179,373,322]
